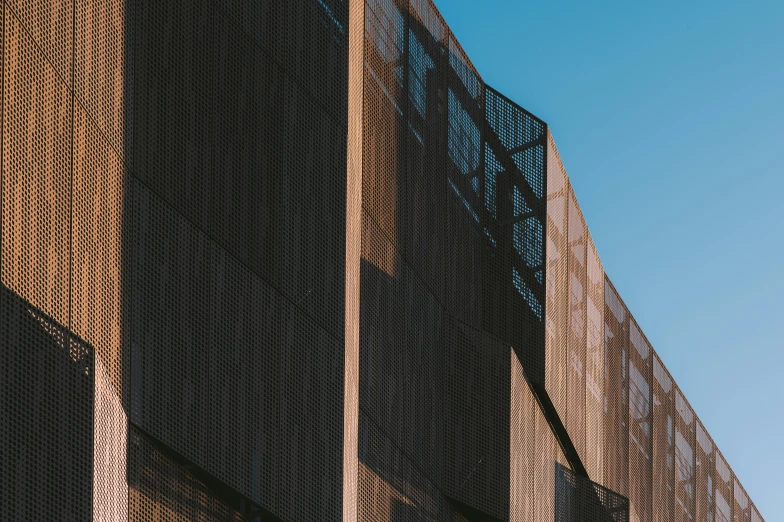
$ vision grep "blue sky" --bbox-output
[436,0,783,518]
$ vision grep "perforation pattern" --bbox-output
[72,101,130,407]
[0,287,93,520]
[75,0,132,162]
[545,133,569,434]
[5,0,72,85]
[585,235,604,484]
[2,8,71,326]
[278,302,344,521]
[133,0,213,230]
[603,278,629,498]
[209,8,285,289]
[208,246,281,511]
[652,354,674,522]
[93,356,128,521]
[674,387,695,522]
[128,427,245,521]
[130,180,211,466]
[567,191,587,463]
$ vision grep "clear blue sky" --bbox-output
[436,0,783,518]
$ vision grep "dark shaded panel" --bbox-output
[400,246,446,478]
[0,286,94,521]
[554,463,629,522]
[444,37,485,329]
[208,245,281,513]
[2,8,71,327]
[359,207,446,487]
[285,0,348,122]
[128,427,246,521]
[133,0,213,230]
[403,1,448,304]
[130,180,211,467]
[216,0,284,63]
[210,8,285,288]
[74,0,132,163]
[358,410,470,522]
[277,302,344,521]
[442,319,510,519]
[72,100,132,408]
[280,76,347,339]
[5,0,72,85]
[359,210,407,454]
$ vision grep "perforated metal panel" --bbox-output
[74,0,132,163]
[72,100,131,409]
[652,354,674,522]
[0,287,94,521]
[0,0,766,519]
[546,134,569,437]
[5,0,72,85]
[567,190,587,465]
[674,387,696,522]
[127,427,245,521]
[2,6,71,327]
[585,235,605,484]
[603,278,630,498]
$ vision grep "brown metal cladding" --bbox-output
[674,387,696,522]
[603,278,630,498]
[696,420,716,522]
[546,133,569,435]
[585,234,605,485]
[567,188,587,465]
[0,0,765,519]
[652,353,674,522]
[545,137,764,522]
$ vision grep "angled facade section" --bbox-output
[0,0,765,521]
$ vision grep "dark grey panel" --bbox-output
[285,0,348,122]
[277,301,344,521]
[0,286,94,521]
[210,8,285,289]
[280,77,347,339]
[133,0,213,230]
[130,180,211,467]
[208,246,281,513]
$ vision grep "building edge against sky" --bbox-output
[0,0,765,521]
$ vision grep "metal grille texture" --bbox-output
[2,0,349,519]
[0,0,763,520]
[545,137,764,522]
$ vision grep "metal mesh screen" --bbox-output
[544,134,765,522]
[555,463,629,522]
[545,134,570,435]
[1,0,766,519]
[358,0,550,519]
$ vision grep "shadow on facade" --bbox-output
[0,284,94,520]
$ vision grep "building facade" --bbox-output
[0,0,764,521]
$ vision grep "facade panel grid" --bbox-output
[0,0,765,520]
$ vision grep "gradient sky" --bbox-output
[436,0,783,518]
